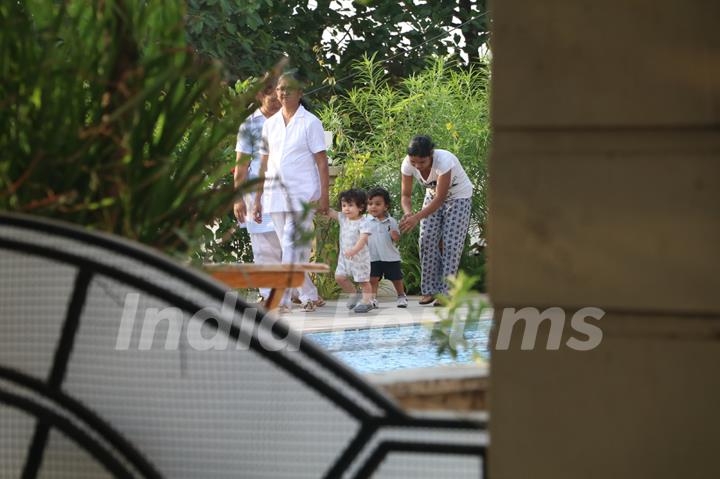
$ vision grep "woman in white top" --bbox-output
[399,135,474,305]
[253,71,330,313]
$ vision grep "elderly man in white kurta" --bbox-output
[253,73,330,313]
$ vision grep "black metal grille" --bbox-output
[0,213,487,478]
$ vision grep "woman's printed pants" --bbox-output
[419,195,472,296]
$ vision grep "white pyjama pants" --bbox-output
[249,231,282,299]
[270,211,319,306]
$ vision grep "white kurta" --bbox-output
[260,105,326,213]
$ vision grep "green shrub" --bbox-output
[316,56,490,294]
[0,0,256,260]
[431,271,488,361]
[191,78,258,265]
[312,216,342,299]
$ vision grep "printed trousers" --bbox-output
[419,195,472,296]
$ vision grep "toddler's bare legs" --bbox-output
[335,275,357,294]
[360,281,373,304]
[337,275,372,311]
[370,277,381,299]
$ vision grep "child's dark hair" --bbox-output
[338,188,367,212]
[407,135,435,157]
[367,187,391,207]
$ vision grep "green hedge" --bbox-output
[0,0,255,259]
[314,56,490,295]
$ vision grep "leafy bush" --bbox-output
[312,217,342,299]
[316,56,490,293]
[185,0,489,95]
[430,271,489,362]
[191,78,257,265]
[0,0,256,259]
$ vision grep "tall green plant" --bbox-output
[317,55,490,293]
[430,271,488,361]
[0,0,256,257]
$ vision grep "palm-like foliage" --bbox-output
[0,0,256,255]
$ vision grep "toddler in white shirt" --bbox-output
[324,189,373,313]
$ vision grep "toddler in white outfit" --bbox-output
[324,189,373,313]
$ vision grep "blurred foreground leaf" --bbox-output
[0,0,258,257]
[429,271,488,360]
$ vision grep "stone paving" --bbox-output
[279,294,491,333]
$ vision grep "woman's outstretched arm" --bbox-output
[400,173,450,232]
[415,172,450,220]
[400,174,414,217]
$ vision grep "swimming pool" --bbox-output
[305,322,491,374]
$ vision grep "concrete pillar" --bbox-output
[488,1,720,477]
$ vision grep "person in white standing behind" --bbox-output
[233,79,282,303]
[253,71,330,313]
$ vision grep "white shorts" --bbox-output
[336,255,371,283]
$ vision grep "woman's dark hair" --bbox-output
[407,135,435,157]
[338,188,368,213]
[367,187,391,207]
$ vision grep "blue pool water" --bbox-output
[306,322,490,374]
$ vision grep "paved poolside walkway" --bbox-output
[281,294,491,333]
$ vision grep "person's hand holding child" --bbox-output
[399,213,419,233]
